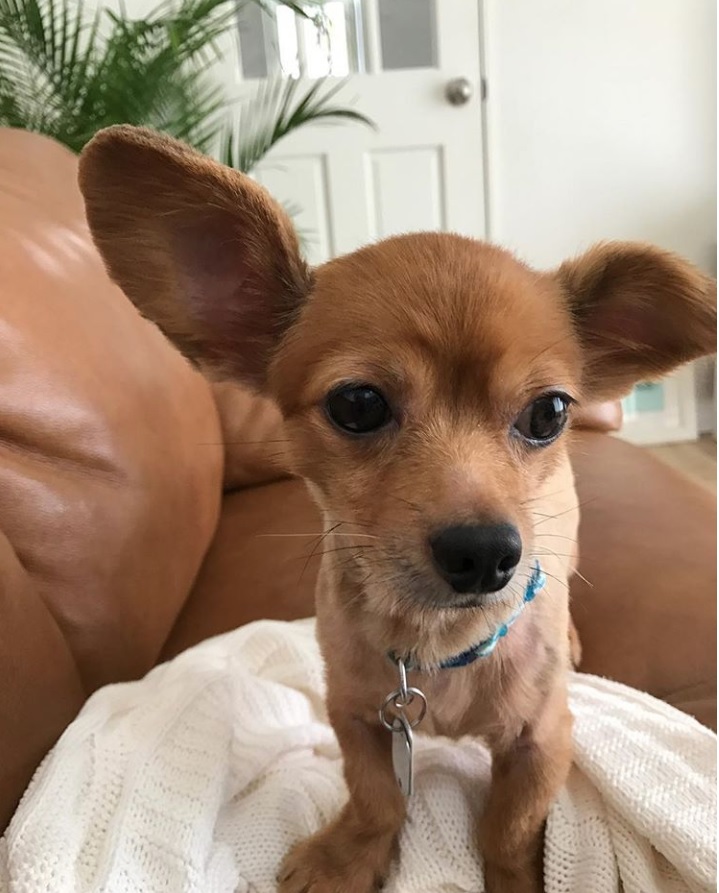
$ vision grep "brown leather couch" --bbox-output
[0,129,715,833]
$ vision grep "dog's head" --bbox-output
[79,127,716,623]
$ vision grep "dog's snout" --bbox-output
[429,523,522,595]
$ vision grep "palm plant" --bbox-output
[0,0,372,172]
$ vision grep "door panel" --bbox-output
[226,1,486,264]
[365,146,446,238]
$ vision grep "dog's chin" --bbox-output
[412,586,510,612]
[440,590,506,610]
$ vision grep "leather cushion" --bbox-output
[0,128,223,824]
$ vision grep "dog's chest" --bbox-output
[416,626,551,741]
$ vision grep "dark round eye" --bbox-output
[513,394,570,444]
[326,385,392,434]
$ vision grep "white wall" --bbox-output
[484,0,717,273]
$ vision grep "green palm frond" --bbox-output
[0,0,372,160]
[220,77,373,173]
[0,0,374,240]
[78,2,232,149]
[0,0,232,149]
[0,0,98,137]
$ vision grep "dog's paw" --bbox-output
[278,825,396,893]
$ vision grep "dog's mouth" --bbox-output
[350,549,536,616]
[435,588,509,610]
[398,572,530,613]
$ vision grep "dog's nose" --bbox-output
[429,523,522,594]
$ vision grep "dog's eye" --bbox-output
[513,394,570,445]
[325,385,392,435]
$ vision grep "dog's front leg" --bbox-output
[479,686,573,893]
[279,703,406,893]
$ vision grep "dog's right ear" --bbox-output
[79,125,310,388]
[556,242,716,400]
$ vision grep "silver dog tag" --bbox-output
[391,713,414,798]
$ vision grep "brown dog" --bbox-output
[79,126,717,893]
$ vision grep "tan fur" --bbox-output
[79,127,717,893]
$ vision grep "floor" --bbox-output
[647,435,716,493]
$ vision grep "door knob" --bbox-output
[445,77,473,106]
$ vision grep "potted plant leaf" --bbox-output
[0,0,372,173]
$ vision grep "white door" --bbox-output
[221,0,487,265]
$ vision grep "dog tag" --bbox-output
[391,713,414,798]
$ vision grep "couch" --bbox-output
[0,128,715,833]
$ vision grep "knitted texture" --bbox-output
[2,619,715,893]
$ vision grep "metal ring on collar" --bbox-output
[379,687,428,731]
[397,656,409,703]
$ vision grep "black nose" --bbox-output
[429,523,522,594]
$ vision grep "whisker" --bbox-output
[533,533,578,542]
[314,546,377,560]
[532,498,597,526]
[297,522,342,585]
[531,545,594,587]
[571,568,593,588]
[198,438,293,446]
[381,487,423,513]
[521,487,576,505]
[538,569,570,591]
[257,532,381,539]
[293,543,376,562]
[516,565,570,592]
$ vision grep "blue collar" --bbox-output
[390,562,546,671]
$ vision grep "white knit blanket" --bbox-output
[1,619,715,893]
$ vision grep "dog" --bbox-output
[79,126,717,893]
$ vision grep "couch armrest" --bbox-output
[570,430,716,729]
[0,128,224,830]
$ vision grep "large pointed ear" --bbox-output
[556,242,717,400]
[78,125,310,388]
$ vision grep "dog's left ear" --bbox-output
[556,242,716,400]
[79,125,310,389]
